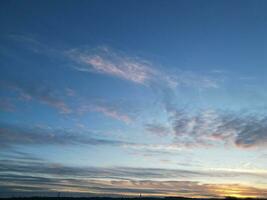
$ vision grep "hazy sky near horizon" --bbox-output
[0,0,267,198]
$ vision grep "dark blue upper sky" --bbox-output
[2,0,267,68]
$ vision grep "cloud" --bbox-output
[124,142,185,159]
[65,88,76,97]
[94,105,132,124]
[145,123,170,137]
[0,158,267,198]
[0,122,185,156]
[66,46,221,91]
[123,143,182,154]
[6,35,221,90]
[77,102,133,124]
[7,34,58,56]
[168,109,267,148]
[0,122,186,157]
[0,150,43,163]
[66,46,158,85]
[1,155,267,181]
[175,71,219,89]
[0,122,132,148]
[0,98,15,112]
[3,178,266,198]
[2,80,134,123]
[92,105,133,124]
[0,161,201,180]
[4,81,71,114]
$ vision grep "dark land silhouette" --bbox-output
[0,197,266,200]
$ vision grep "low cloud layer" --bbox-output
[0,156,267,198]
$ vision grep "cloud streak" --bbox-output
[94,105,132,123]
[3,81,71,114]
[66,46,218,90]
[0,122,132,148]
[6,35,221,91]
[78,103,133,124]
[0,122,183,156]
[67,47,158,85]
[2,80,134,123]
[0,98,15,112]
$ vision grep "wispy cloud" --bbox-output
[77,102,133,124]
[7,34,57,56]
[2,80,134,123]
[66,46,158,85]
[145,123,170,137]
[123,143,182,154]
[167,109,267,148]
[65,88,76,97]
[2,81,71,114]
[0,122,182,156]
[6,35,221,91]
[0,122,132,149]
[175,71,219,89]
[66,46,220,90]
[0,98,15,112]
[93,105,133,124]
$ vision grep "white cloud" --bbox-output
[123,143,182,152]
[66,47,157,85]
[66,46,220,91]
[93,105,133,124]
[77,103,133,124]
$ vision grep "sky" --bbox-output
[0,0,267,198]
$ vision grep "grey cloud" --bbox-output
[1,155,266,182]
[0,159,202,180]
[169,109,267,148]
[0,122,193,157]
[0,123,132,148]
[145,123,170,137]
[0,150,44,163]
[0,98,15,112]
[2,80,137,123]
[1,150,267,197]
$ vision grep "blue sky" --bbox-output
[0,0,267,198]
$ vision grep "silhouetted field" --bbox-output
[0,197,266,200]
